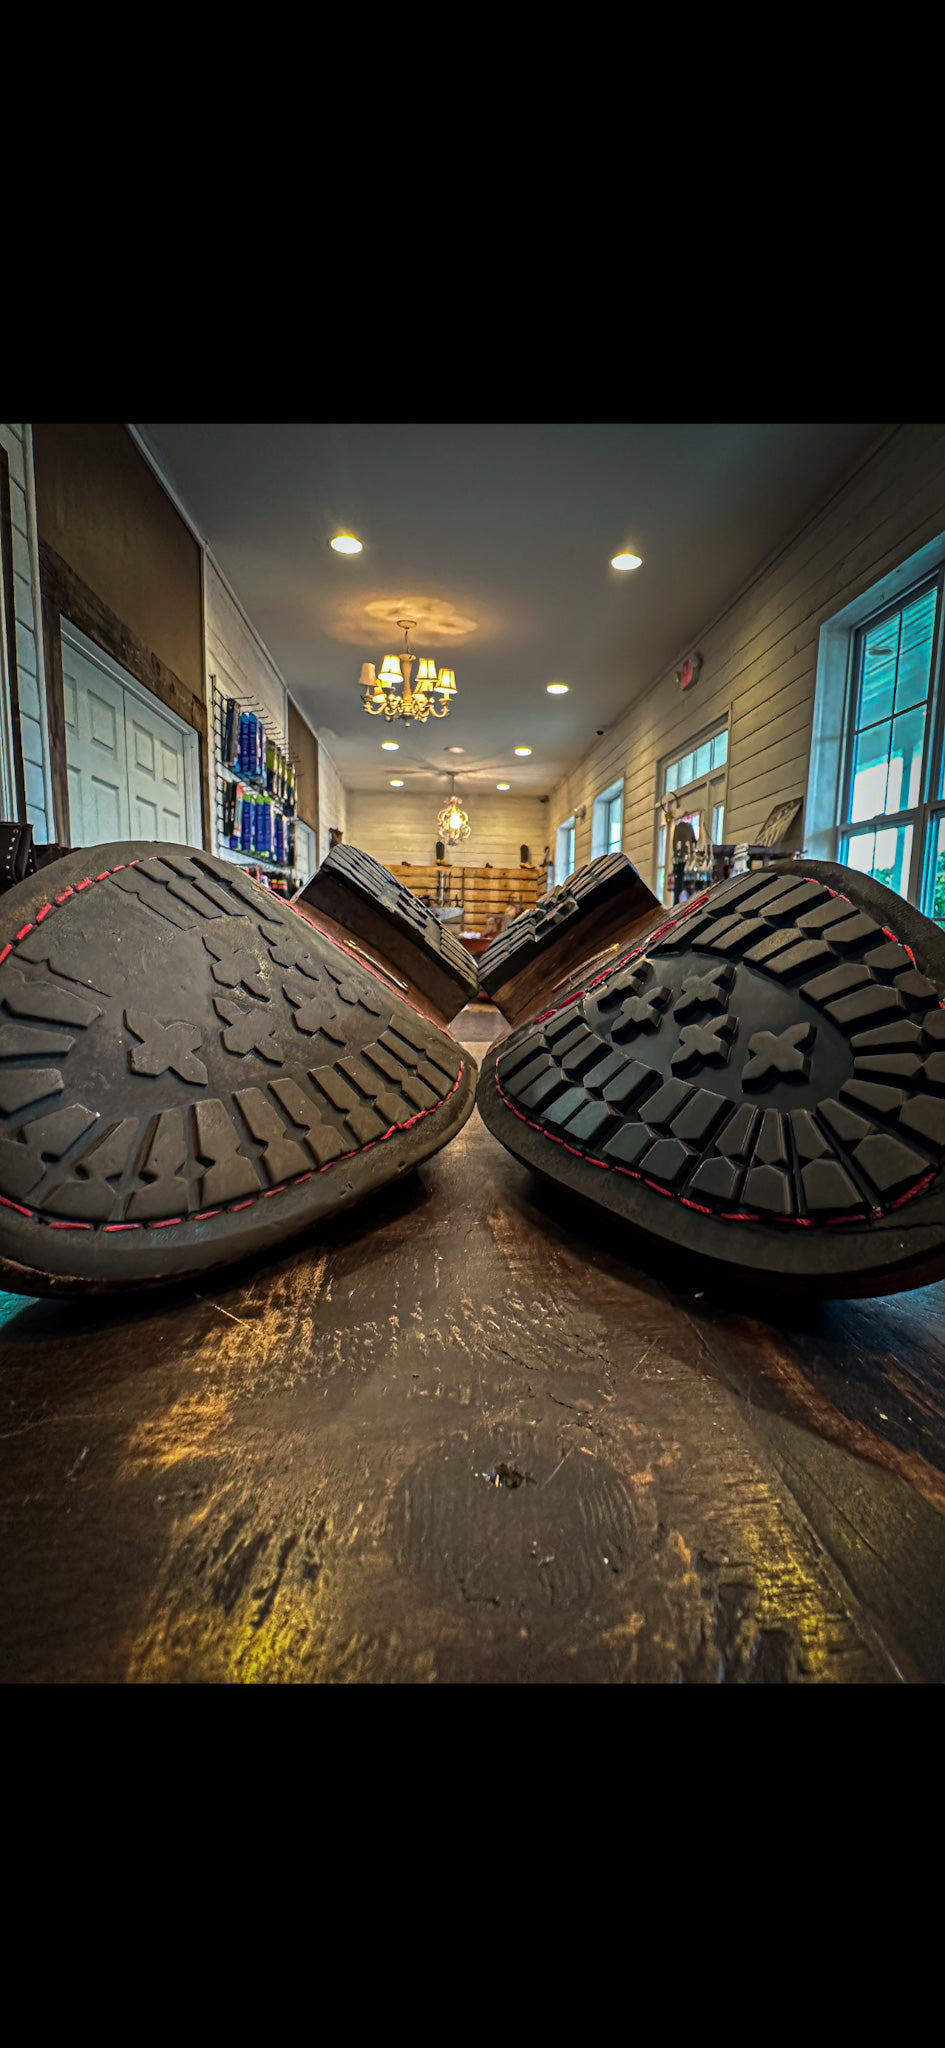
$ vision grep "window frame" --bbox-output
[653,715,730,904]
[835,564,945,915]
[591,777,624,859]
[555,815,576,885]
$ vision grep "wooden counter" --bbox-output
[1,1001,944,1683]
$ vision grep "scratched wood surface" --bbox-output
[2,1000,945,1684]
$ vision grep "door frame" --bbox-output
[60,619,202,846]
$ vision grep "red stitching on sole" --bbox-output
[0,855,467,1237]
[493,871,945,1230]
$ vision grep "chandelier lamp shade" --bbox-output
[359,619,457,723]
[436,776,471,844]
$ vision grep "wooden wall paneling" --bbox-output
[39,590,70,841]
[548,426,945,891]
[0,445,26,817]
[38,542,213,849]
[287,696,319,833]
[31,424,204,710]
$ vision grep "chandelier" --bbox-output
[436,776,471,844]
[359,619,457,723]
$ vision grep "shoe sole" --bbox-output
[295,843,478,1024]
[0,842,476,1296]
[476,854,661,1022]
[476,859,945,1297]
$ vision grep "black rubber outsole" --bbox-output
[476,853,659,1008]
[295,843,478,1022]
[476,860,945,1297]
[0,842,477,1295]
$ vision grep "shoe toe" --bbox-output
[477,862,945,1294]
[0,844,475,1293]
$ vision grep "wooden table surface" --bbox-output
[2,1002,945,1684]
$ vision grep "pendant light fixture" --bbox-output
[359,620,457,724]
[435,774,471,845]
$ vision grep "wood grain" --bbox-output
[1,1000,944,1683]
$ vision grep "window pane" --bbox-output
[850,721,890,821]
[678,752,694,787]
[712,801,724,840]
[665,761,678,793]
[888,703,926,812]
[858,616,899,728]
[842,822,913,897]
[694,742,712,777]
[711,730,728,768]
[895,587,936,712]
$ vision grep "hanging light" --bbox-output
[359,620,457,723]
[435,774,471,844]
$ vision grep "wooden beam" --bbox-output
[39,590,70,842]
[38,542,208,740]
[0,446,27,817]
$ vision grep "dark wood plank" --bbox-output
[39,589,70,841]
[0,447,27,818]
[1,1013,944,1683]
[38,542,207,741]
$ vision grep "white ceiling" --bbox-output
[137,422,886,797]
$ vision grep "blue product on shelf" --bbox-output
[237,713,249,774]
[223,699,239,767]
[256,718,265,780]
[274,812,284,864]
[241,794,255,851]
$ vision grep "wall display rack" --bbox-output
[210,674,301,899]
[384,861,545,934]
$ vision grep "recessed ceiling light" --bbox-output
[445,745,465,754]
[389,778,404,787]
[514,746,532,756]
[546,682,569,694]
[611,549,643,571]
[381,741,399,751]
[330,533,362,554]
[496,782,510,790]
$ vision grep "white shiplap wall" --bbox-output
[345,789,549,869]
[549,424,945,891]
[0,424,53,839]
[318,742,347,867]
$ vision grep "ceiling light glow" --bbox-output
[381,741,399,751]
[611,549,643,571]
[546,682,569,694]
[389,778,404,786]
[330,534,362,554]
[514,746,532,756]
[496,782,510,790]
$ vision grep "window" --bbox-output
[556,816,575,885]
[655,720,729,903]
[837,574,945,918]
[591,779,623,858]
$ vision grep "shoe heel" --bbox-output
[477,854,663,1025]
[294,843,479,1025]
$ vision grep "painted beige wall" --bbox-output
[549,424,945,892]
[346,789,549,869]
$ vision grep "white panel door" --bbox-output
[62,629,196,847]
[61,641,131,845]
[125,691,188,841]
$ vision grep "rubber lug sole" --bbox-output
[476,853,661,1023]
[295,842,478,1024]
[0,841,476,1295]
[476,860,945,1297]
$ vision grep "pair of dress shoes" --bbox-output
[2,837,945,1300]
